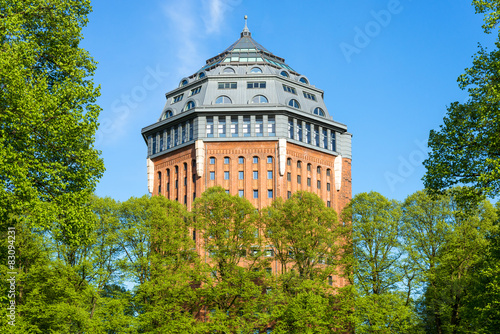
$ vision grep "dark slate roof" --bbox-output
[197,19,297,74]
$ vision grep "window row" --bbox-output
[206,115,275,138]
[209,156,273,164]
[207,170,274,181]
[149,120,194,155]
[287,118,336,151]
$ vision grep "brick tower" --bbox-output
[141,18,352,212]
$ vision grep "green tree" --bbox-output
[423,0,500,199]
[343,191,417,333]
[192,186,269,333]
[0,0,104,237]
[263,191,352,333]
[403,190,497,334]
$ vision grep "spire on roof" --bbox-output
[241,15,251,37]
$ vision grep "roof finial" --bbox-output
[241,15,251,37]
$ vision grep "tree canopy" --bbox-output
[0,0,104,238]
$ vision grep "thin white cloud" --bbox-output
[204,0,224,34]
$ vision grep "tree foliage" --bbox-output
[0,0,104,238]
[423,0,500,198]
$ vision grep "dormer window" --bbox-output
[314,107,325,117]
[250,67,262,73]
[180,79,188,87]
[280,71,289,78]
[172,94,183,104]
[223,67,235,74]
[288,99,300,109]
[299,77,309,84]
[252,95,268,104]
[184,101,195,111]
[215,96,232,104]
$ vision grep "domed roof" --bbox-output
[198,16,297,74]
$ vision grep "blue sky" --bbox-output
[82,0,495,203]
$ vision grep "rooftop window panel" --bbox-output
[303,92,316,101]
[172,94,183,104]
[248,82,266,89]
[283,84,296,94]
[218,82,237,89]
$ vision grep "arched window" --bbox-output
[288,99,300,109]
[297,161,302,168]
[215,96,232,104]
[180,79,188,87]
[317,166,321,174]
[184,101,195,111]
[238,156,245,164]
[223,67,235,74]
[314,107,325,116]
[163,110,173,120]
[280,71,289,77]
[250,67,262,73]
[287,158,292,166]
[252,95,268,104]
[299,77,309,84]
[198,72,206,79]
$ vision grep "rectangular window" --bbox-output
[159,132,164,151]
[267,171,273,179]
[268,116,275,136]
[307,178,311,186]
[327,183,331,191]
[265,248,274,257]
[303,91,316,101]
[288,118,294,139]
[206,116,214,137]
[209,157,215,164]
[253,171,258,179]
[297,175,301,184]
[247,81,266,89]
[167,129,171,149]
[184,177,187,186]
[193,230,196,241]
[210,171,215,180]
[297,122,302,141]
[172,93,183,103]
[239,157,244,164]
[317,180,321,189]
[243,116,251,137]
[166,182,170,191]
[328,276,333,286]
[189,120,194,141]
[253,190,258,198]
[287,172,291,181]
[267,156,273,164]
[331,132,336,151]
[175,179,178,189]
[225,189,229,194]
[287,191,292,199]
[231,116,238,137]
[218,82,237,89]
[314,126,319,147]
[224,157,229,164]
[174,128,179,146]
[182,123,187,144]
[218,116,226,137]
[253,156,259,164]
[323,129,328,149]
[268,189,273,198]
[239,171,244,180]
[239,190,244,197]
[327,201,331,208]
[255,116,263,136]
[190,86,202,95]
[184,195,187,204]
[152,135,157,155]
[224,171,229,180]
[327,169,331,176]
[305,123,311,144]
[282,84,297,94]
